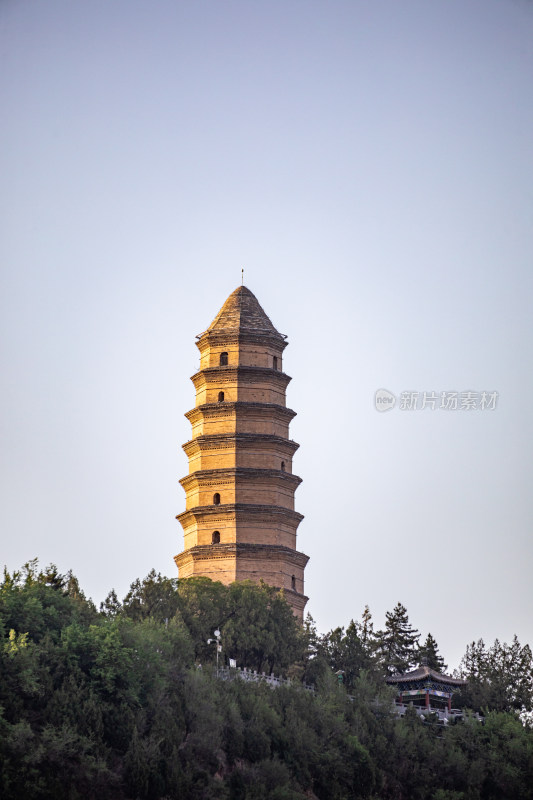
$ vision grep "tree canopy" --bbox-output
[1,561,532,799]
[375,601,421,675]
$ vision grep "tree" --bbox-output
[223,581,303,674]
[457,635,533,715]
[359,605,375,650]
[122,570,180,623]
[317,620,376,692]
[175,577,304,674]
[99,589,122,618]
[375,602,420,676]
[417,633,447,673]
[3,559,533,798]
[177,577,229,664]
[0,561,97,644]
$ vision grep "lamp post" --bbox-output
[207,628,222,677]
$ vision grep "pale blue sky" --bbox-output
[1,0,532,669]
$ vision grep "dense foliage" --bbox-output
[1,561,532,799]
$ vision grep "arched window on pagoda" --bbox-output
[218,391,224,402]
[291,575,296,591]
[212,531,220,544]
[273,356,278,370]
[281,461,286,472]
[219,352,228,366]
[213,493,221,505]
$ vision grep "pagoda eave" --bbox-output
[175,542,309,569]
[196,329,288,352]
[182,433,300,457]
[190,366,292,390]
[179,468,302,491]
[176,503,304,527]
[185,402,297,424]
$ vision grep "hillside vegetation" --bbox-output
[1,561,532,799]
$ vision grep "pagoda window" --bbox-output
[213,493,221,505]
[212,531,220,544]
[273,356,278,370]
[281,461,285,472]
[219,352,228,366]
[218,391,224,402]
[291,575,296,591]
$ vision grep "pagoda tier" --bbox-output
[180,468,302,511]
[174,286,309,618]
[175,543,308,617]
[185,402,296,439]
[191,366,291,406]
[182,432,299,473]
[177,502,303,550]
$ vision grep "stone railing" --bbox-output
[214,670,478,722]
[216,666,314,692]
[393,703,483,723]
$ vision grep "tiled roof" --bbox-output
[386,665,467,686]
[206,286,282,336]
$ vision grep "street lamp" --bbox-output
[207,628,222,676]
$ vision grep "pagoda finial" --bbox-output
[241,267,244,286]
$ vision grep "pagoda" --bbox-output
[174,286,309,618]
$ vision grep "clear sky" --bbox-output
[1,0,532,670]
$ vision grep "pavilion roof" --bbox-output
[386,665,467,687]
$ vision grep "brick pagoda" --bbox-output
[174,286,309,618]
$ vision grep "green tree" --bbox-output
[376,602,420,676]
[177,577,303,674]
[177,576,229,664]
[417,633,447,673]
[99,588,122,618]
[223,581,303,674]
[4,559,533,799]
[358,605,375,650]
[457,635,533,715]
[0,560,97,644]
[122,569,180,623]
[318,620,376,692]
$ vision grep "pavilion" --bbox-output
[387,663,467,716]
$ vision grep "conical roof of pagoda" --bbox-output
[205,286,284,338]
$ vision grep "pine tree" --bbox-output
[376,602,420,675]
[458,635,533,714]
[359,605,375,648]
[417,633,447,673]
[318,620,375,691]
[100,589,122,618]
